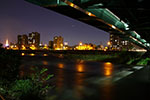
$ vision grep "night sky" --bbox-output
[0,0,109,46]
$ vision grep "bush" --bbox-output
[0,67,53,100]
[0,49,21,82]
[137,58,150,65]
[0,49,53,100]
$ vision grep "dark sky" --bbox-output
[0,0,109,46]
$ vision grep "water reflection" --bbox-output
[56,63,65,92]
[21,53,25,56]
[76,60,85,73]
[100,62,114,100]
[74,60,86,99]
[30,53,35,56]
[74,72,84,100]
[43,61,49,65]
[104,62,113,76]
[20,57,117,100]
[58,63,64,69]
[43,54,48,56]
[100,79,114,100]
[55,69,65,92]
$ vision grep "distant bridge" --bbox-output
[25,0,150,50]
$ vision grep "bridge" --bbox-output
[25,0,150,50]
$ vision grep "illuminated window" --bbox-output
[33,39,35,43]
[125,41,128,45]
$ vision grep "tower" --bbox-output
[28,32,40,48]
[53,36,63,50]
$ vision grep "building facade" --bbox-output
[17,34,28,49]
[53,36,64,50]
[110,34,131,51]
[28,32,40,48]
[17,32,40,50]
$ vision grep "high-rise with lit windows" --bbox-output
[28,32,40,48]
[110,34,131,50]
[53,36,63,50]
[17,34,28,49]
[17,32,40,50]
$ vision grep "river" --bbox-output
[19,53,143,100]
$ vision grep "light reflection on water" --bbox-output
[55,61,85,99]
[29,53,35,56]
[43,61,49,65]
[103,62,113,76]
[21,53,25,56]
[73,72,84,100]
[76,63,85,73]
[75,61,85,85]
[20,57,116,100]
[58,63,64,69]
[100,79,114,100]
[55,69,64,92]
[76,60,85,73]
[100,62,114,100]
[43,54,48,56]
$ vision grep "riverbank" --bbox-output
[62,51,149,65]
[19,50,149,65]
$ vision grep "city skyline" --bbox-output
[3,32,106,47]
[0,0,109,46]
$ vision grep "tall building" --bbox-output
[28,32,40,48]
[110,34,131,51]
[17,34,28,49]
[17,32,40,50]
[53,36,63,50]
[49,41,53,49]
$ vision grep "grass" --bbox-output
[64,54,118,62]
[136,58,150,65]
[63,51,148,65]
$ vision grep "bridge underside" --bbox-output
[47,6,116,34]
[25,0,150,49]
